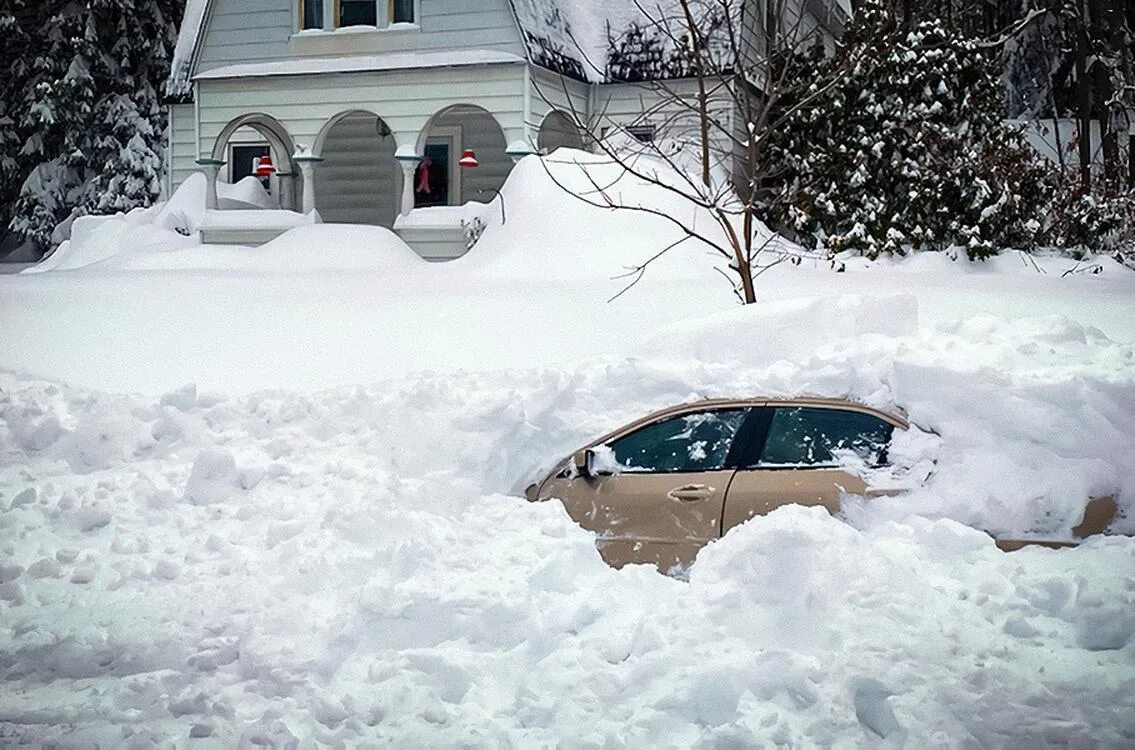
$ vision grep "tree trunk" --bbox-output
[1074,3,1094,191]
[1092,0,1120,188]
[679,0,712,188]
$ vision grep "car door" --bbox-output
[722,404,897,531]
[538,407,753,572]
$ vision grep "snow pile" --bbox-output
[640,294,921,364]
[455,151,748,285]
[22,175,423,275]
[1,291,1133,744]
[217,176,277,210]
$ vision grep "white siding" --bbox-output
[317,112,399,225]
[594,79,738,173]
[197,0,293,74]
[195,0,524,76]
[168,103,198,194]
[195,63,528,160]
[529,66,589,141]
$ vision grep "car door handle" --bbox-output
[668,484,712,502]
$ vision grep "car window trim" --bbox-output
[732,406,774,469]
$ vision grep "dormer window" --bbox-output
[296,0,417,33]
[339,0,377,26]
[301,0,324,29]
[390,0,414,23]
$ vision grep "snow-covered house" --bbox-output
[167,0,848,258]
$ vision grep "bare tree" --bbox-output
[530,0,854,304]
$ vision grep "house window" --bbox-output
[327,0,416,29]
[627,125,656,143]
[230,144,272,185]
[301,0,324,29]
[390,0,414,23]
[339,0,377,26]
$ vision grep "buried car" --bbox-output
[526,397,1118,572]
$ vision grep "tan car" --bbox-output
[526,397,1117,572]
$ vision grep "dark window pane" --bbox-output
[230,145,271,183]
[758,407,893,467]
[608,409,749,473]
[392,0,415,23]
[627,125,656,142]
[414,141,450,207]
[302,0,324,29]
[340,0,376,26]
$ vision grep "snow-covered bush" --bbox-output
[760,1,1053,260]
[1042,175,1135,261]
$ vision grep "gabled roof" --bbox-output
[167,0,209,97]
[168,0,769,95]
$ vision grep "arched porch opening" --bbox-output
[210,113,301,211]
[414,105,510,208]
[537,110,585,154]
[314,110,400,226]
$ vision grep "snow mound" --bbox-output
[0,339,1132,744]
[20,174,424,274]
[454,151,777,285]
[640,293,920,367]
[254,225,424,270]
[218,177,276,210]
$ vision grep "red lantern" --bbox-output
[254,154,277,177]
[458,148,479,168]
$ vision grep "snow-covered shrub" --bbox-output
[462,216,488,252]
[760,1,1053,260]
[1042,176,1135,261]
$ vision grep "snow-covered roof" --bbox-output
[509,0,743,82]
[169,0,749,94]
[168,0,208,97]
[194,50,526,82]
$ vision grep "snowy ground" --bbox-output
[1,156,1134,747]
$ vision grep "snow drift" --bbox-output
[1,138,1134,747]
[1,291,1134,746]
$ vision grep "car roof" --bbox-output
[586,397,909,449]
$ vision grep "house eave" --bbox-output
[192,51,528,83]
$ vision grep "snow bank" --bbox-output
[21,176,423,275]
[1,303,1133,745]
[2,182,1134,745]
[453,151,751,285]
[217,176,277,210]
[640,293,920,366]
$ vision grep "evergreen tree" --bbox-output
[1,0,183,254]
[760,1,1053,260]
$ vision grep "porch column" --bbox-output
[276,171,297,212]
[293,155,323,215]
[395,150,422,217]
[195,158,226,210]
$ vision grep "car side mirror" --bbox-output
[572,448,595,478]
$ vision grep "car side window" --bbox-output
[606,409,750,473]
[757,407,894,467]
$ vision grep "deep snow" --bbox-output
[1,154,1134,747]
